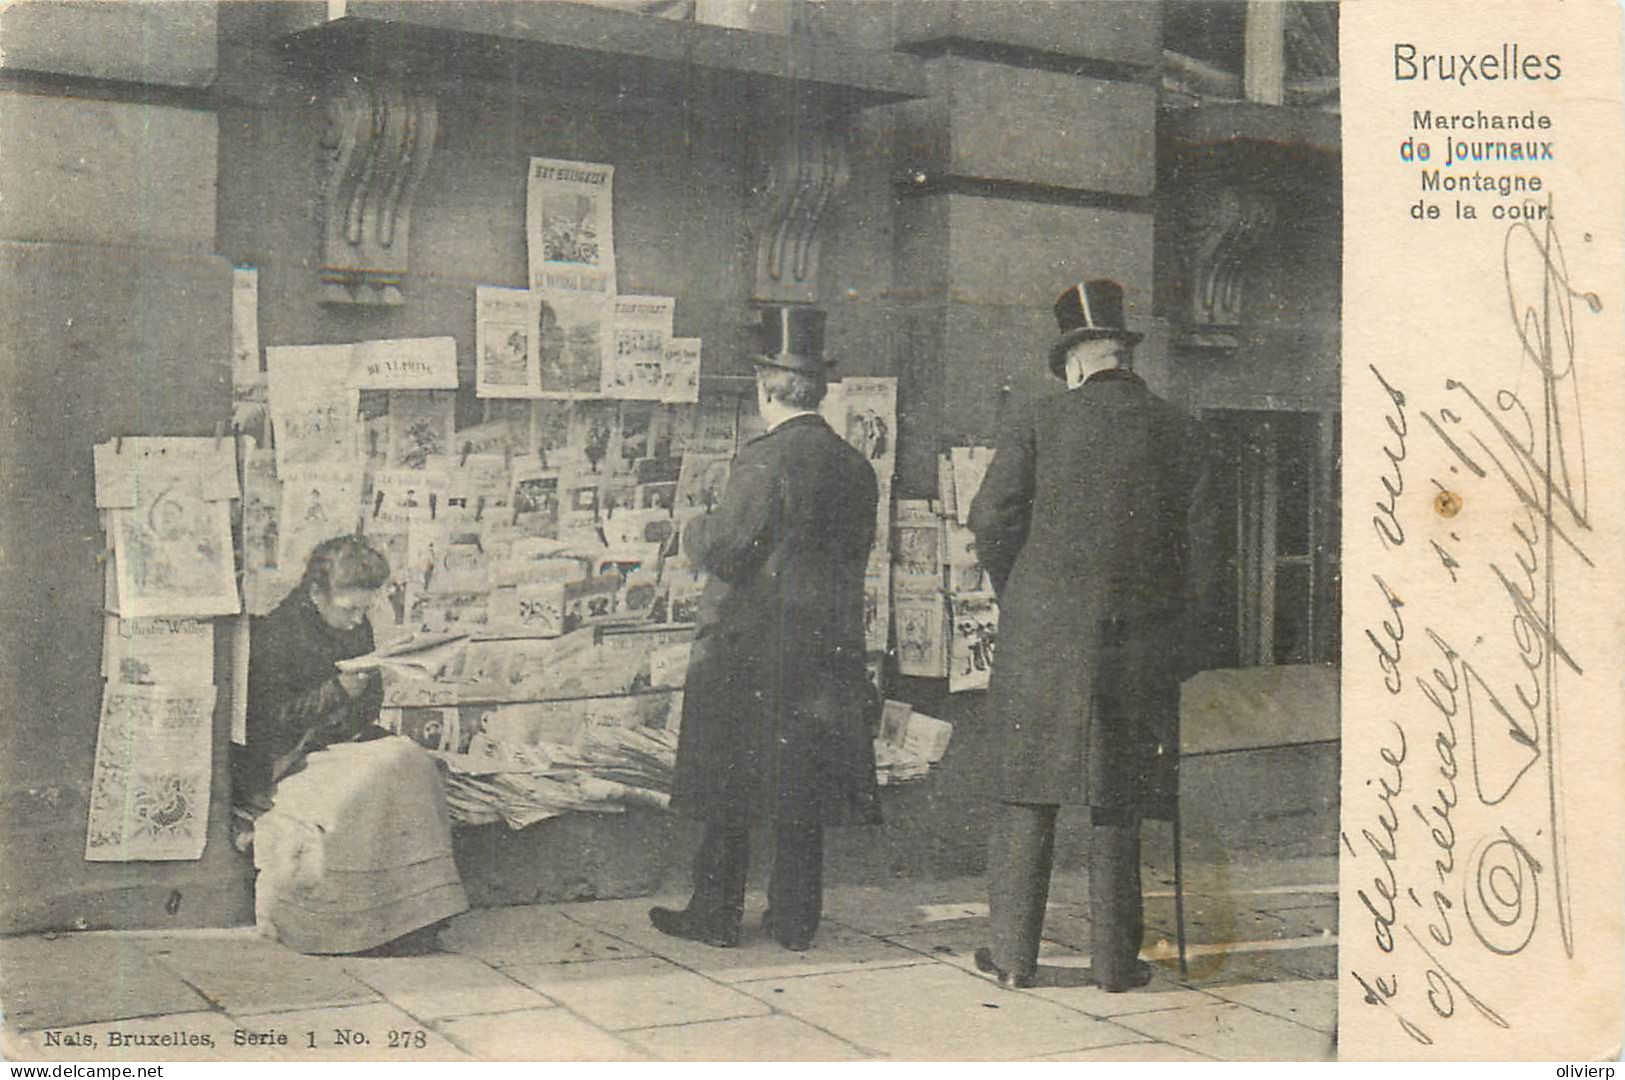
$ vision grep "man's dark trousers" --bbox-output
[688,820,825,941]
[988,802,1143,987]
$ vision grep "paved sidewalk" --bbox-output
[0,857,1336,1062]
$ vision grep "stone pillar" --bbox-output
[0,2,250,933]
[890,0,1163,492]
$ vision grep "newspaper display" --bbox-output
[604,295,674,399]
[475,286,542,398]
[265,344,360,473]
[526,157,616,295]
[534,289,611,399]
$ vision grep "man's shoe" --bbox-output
[648,906,739,948]
[1091,959,1155,993]
[973,946,1034,989]
[761,909,813,952]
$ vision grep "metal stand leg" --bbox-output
[1172,801,1189,979]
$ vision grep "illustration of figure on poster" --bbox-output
[543,193,601,267]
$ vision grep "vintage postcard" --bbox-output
[6,0,1625,1068]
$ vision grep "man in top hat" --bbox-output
[967,280,1206,991]
[652,306,882,951]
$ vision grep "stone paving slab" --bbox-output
[1031,1040,1216,1062]
[1206,978,1336,1034]
[503,956,771,1032]
[143,935,377,1015]
[1026,968,1225,1018]
[817,878,993,937]
[439,904,643,967]
[621,1013,867,1061]
[3,1010,241,1062]
[433,1007,648,1061]
[228,1000,467,1061]
[0,935,209,1030]
[733,961,1140,1060]
[881,920,1084,974]
[1172,942,1338,987]
[1113,1000,1335,1061]
[340,952,556,1020]
[558,896,926,983]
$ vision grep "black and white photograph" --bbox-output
[1,0,1621,1067]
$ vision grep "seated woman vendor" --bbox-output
[240,534,467,955]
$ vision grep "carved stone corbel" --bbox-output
[1187,186,1276,333]
[749,117,851,304]
[317,76,438,306]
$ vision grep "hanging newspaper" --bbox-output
[476,286,542,398]
[947,594,998,694]
[240,446,289,616]
[85,683,216,862]
[230,267,267,442]
[535,289,610,398]
[894,594,948,679]
[99,455,240,619]
[863,571,890,654]
[387,390,456,470]
[603,295,674,399]
[278,464,363,574]
[949,446,994,526]
[526,157,616,294]
[836,377,898,484]
[265,344,360,473]
[661,337,701,404]
[102,617,214,686]
[893,499,942,596]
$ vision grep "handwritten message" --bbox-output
[1341,0,1623,1059]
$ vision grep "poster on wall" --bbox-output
[526,157,616,295]
[476,287,542,398]
[84,683,216,862]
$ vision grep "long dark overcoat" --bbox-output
[670,413,882,828]
[968,369,1204,815]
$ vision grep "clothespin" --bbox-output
[475,495,486,523]
[429,493,438,520]
[460,441,473,467]
[115,437,124,455]
[503,444,514,472]
[214,421,226,452]
[372,490,386,519]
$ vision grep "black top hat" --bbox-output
[749,306,834,376]
[1048,279,1143,378]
